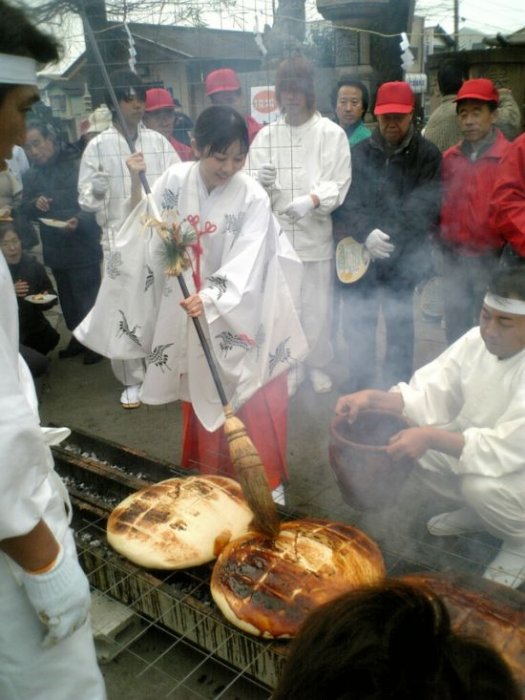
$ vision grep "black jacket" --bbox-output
[22,148,102,270]
[333,129,442,287]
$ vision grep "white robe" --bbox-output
[0,255,105,700]
[77,162,308,432]
[246,112,351,262]
[78,123,179,256]
[397,327,525,541]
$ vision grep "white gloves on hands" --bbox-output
[258,163,277,188]
[22,545,91,647]
[365,228,395,259]
[283,195,316,223]
[91,170,110,198]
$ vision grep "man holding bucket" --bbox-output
[336,265,525,590]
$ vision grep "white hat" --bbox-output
[86,105,112,134]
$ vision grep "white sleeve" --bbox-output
[310,123,351,214]
[78,141,107,215]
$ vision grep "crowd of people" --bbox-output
[1,0,525,696]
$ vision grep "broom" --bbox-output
[84,17,281,537]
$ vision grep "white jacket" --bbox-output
[247,112,351,262]
[78,124,179,248]
[398,327,525,479]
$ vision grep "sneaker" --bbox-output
[427,508,484,537]
[287,363,305,397]
[120,383,142,409]
[309,368,332,394]
[483,542,525,589]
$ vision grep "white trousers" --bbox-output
[300,260,333,369]
[0,530,106,700]
[418,449,525,545]
[111,357,145,387]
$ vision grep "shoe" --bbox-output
[58,336,84,359]
[287,363,305,397]
[83,349,103,365]
[427,508,484,537]
[483,543,525,589]
[309,368,332,394]
[120,383,142,409]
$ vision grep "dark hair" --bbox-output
[193,105,249,156]
[437,60,468,96]
[0,0,60,106]
[488,264,525,301]
[272,581,520,700]
[456,99,498,114]
[105,70,146,113]
[332,76,369,114]
[0,220,17,242]
[275,56,315,113]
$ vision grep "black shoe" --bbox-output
[58,336,84,359]
[83,349,103,365]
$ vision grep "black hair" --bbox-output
[0,0,60,106]
[272,580,520,700]
[193,105,249,156]
[456,99,499,114]
[0,220,17,242]
[275,56,315,113]
[332,76,369,114]
[488,264,525,302]
[437,59,468,96]
[105,70,146,114]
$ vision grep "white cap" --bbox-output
[86,105,112,134]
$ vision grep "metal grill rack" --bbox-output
[52,427,525,698]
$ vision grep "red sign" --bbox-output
[252,89,276,114]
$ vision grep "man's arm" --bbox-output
[387,426,465,462]
[335,389,404,424]
[1,519,59,571]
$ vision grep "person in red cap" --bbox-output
[143,88,193,161]
[205,68,262,144]
[333,81,441,392]
[438,78,511,345]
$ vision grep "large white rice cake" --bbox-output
[107,475,254,569]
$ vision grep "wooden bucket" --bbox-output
[329,409,414,510]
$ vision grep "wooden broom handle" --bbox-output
[177,275,230,408]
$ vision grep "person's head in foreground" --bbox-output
[481,264,525,360]
[192,105,248,192]
[0,1,60,167]
[272,580,520,700]
[374,81,415,147]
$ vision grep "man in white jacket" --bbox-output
[78,70,179,408]
[247,56,351,395]
[336,265,525,590]
[0,3,105,698]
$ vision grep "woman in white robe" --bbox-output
[77,105,307,493]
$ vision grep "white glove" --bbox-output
[91,170,110,198]
[365,228,395,259]
[258,162,276,188]
[22,545,91,647]
[283,195,315,223]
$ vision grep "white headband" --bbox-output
[0,54,37,86]
[484,292,525,316]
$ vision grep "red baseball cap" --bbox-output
[455,78,499,104]
[374,81,415,115]
[205,68,241,96]
[145,88,175,112]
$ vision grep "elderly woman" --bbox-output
[21,121,102,363]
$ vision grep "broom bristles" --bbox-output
[223,411,281,537]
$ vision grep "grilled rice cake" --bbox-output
[211,518,385,638]
[107,475,254,569]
